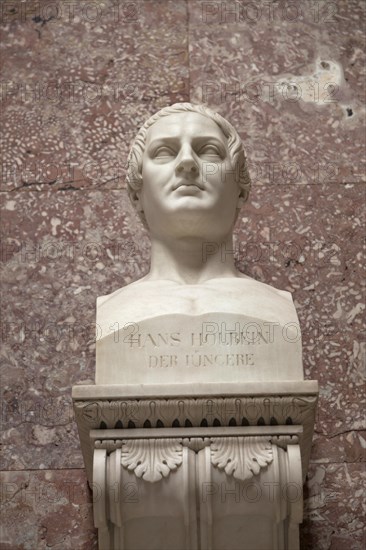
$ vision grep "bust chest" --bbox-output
[97,279,295,337]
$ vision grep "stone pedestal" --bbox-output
[73,381,318,550]
[71,105,319,548]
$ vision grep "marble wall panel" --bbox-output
[1,0,365,547]
[188,0,366,185]
[301,462,366,549]
[0,469,97,549]
[1,0,189,191]
[1,188,148,470]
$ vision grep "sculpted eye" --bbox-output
[154,146,175,158]
[199,145,222,157]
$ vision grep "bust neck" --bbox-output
[144,233,239,285]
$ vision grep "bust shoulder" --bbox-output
[97,275,291,305]
[97,275,297,335]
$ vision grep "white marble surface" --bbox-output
[73,380,317,399]
[96,105,303,386]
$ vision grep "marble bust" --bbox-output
[96,103,303,385]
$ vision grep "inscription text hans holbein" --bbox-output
[121,321,294,369]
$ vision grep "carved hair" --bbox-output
[126,103,251,222]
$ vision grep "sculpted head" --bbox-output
[126,103,251,236]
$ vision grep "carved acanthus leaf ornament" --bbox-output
[121,438,183,482]
[210,436,273,481]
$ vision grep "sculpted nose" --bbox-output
[175,147,199,175]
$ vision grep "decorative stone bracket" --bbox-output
[73,381,318,550]
[97,435,274,483]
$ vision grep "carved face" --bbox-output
[139,112,241,239]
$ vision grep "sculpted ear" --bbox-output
[131,190,144,213]
[236,183,248,210]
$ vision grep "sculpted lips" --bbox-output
[173,179,204,191]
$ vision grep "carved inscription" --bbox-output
[97,315,302,381]
[149,353,255,368]
[118,320,292,369]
